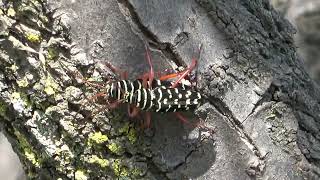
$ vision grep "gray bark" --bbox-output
[0,0,320,179]
[273,0,320,85]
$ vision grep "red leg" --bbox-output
[86,92,107,102]
[158,70,190,81]
[174,112,215,133]
[144,112,151,128]
[121,71,128,80]
[138,68,177,80]
[142,74,149,89]
[91,98,122,110]
[144,44,154,89]
[80,98,122,120]
[108,100,123,109]
[174,112,192,125]
[136,72,149,88]
[104,62,128,79]
[128,105,140,118]
[86,92,123,109]
[159,73,179,81]
[171,44,202,88]
[171,59,197,88]
[138,49,194,86]
[71,70,110,89]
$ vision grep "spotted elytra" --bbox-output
[131,84,202,113]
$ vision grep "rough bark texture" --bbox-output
[272,0,320,85]
[1,0,320,179]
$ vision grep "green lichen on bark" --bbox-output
[0,0,149,179]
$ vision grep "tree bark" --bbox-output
[0,0,319,179]
[273,0,320,85]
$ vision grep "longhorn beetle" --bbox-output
[77,44,206,128]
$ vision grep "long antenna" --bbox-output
[195,43,203,88]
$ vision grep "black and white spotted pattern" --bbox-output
[131,86,202,113]
[105,79,202,112]
[106,79,189,101]
[154,87,202,112]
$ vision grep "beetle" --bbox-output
[77,43,205,128]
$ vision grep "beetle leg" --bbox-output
[104,62,128,79]
[144,112,151,128]
[174,112,192,125]
[128,104,140,118]
[171,59,197,88]
[171,44,202,88]
[144,44,154,89]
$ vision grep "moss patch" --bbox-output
[117,122,137,144]
[112,159,122,177]
[10,91,32,112]
[131,168,143,177]
[118,122,130,134]
[88,132,109,145]
[0,100,7,117]
[127,128,137,144]
[14,129,40,168]
[26,33,41,43]
[47,47,58,61]
[75,170,88,180]
[17,76,29,87]
[44,75,60,95]
[88,155,109,168]
[108,142,123,155]
[7,7,16,17]
[9,64,19,72]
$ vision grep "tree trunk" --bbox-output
[0,0,319,179]
[273,0,320,85]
